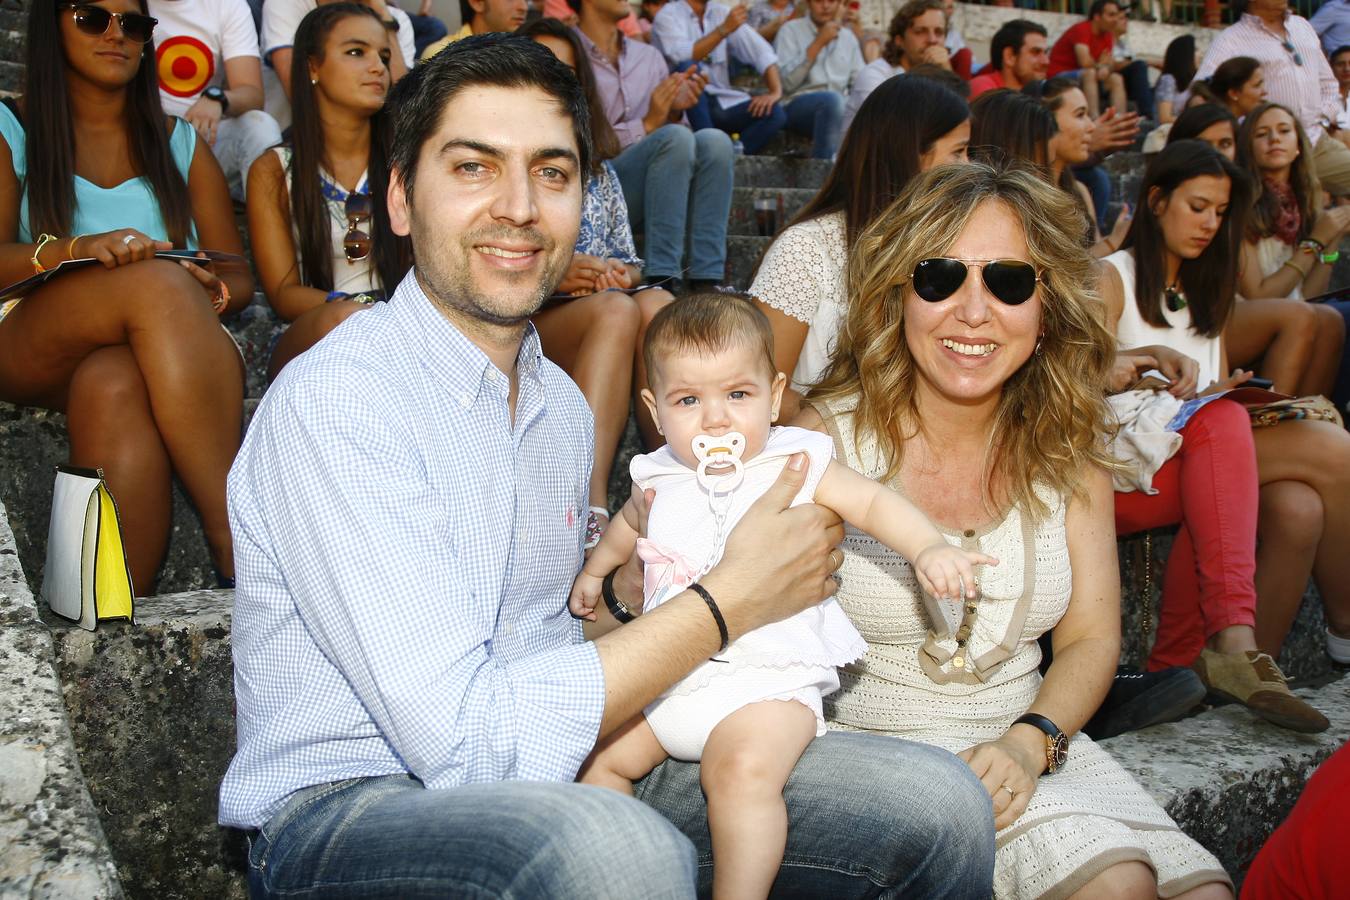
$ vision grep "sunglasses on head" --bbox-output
[909,258,1043,306]
[60,3,157,44]
[344,192,372,264]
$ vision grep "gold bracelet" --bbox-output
[31,232,59,274]
[67,233,86,261]
[1280,259,1307,277]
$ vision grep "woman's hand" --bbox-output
[1107,350,1158,393]
[1151,345,1201,398]
[81,229,173,269]
[557,253,607,295]
[957,736,1042,830]
[592,258,634,292]
[1199,367,1254,396]
[178,255,231,314]
[1105,203,1131,250]
[1311,204,1350,248]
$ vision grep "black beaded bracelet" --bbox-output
[688,583,729,653]
[601,570,636,624]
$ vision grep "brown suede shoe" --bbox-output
[1193,649,1330,734]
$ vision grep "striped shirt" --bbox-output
[653,0,780,110]
[219,272,603,829]
[1196,12,1339,144]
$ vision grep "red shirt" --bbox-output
[969,70,1007,98]
[1048,21,1114,77]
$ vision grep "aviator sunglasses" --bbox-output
[909,257,1043,306]
[343,192,373,264]
[60,3,158,43]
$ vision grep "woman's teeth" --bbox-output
[942,339,997,357]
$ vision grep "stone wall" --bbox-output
[0,1,23,95]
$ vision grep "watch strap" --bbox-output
[1013,712,1060,737]
[1013,712,1066,775]
[601,569,635,624]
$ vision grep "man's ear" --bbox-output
[1002,45,1016,72]
[468,0,488,15]
[388,167,412,238]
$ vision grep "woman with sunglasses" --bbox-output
[794,163,1233,899]
[751,74,970,423]
[0,0,252,590]
[1103,139,1350,709]
[248,3,411,381]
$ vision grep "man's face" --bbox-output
[1009,32,1048,83]
[809,0,841,27]
[587,0,636,24]
[1334,51,1350,89]
[472,0,528,33]
[1095,2,1124,32]
[1248,0,1289,17]
[899,9,946,68]
[387,85,584,328]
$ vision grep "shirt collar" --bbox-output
[576,25,627,65]
[390,270,543,408]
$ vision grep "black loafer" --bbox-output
[1082,665,1206,740]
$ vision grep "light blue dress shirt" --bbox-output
[773,17,864,97]
[653,0,780,110]
[219,272,604,829]
[1312,0,1350,57]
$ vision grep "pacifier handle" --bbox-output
[692,431,747,497]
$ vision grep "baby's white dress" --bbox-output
[632,425,867,760]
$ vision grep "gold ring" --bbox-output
[830,549,844,572]
[1000,784,1016,799]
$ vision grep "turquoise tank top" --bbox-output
[0,103,198,248]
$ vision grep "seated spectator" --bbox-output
[0,0,252,590]
[1103,139,1350,679]
[1167,103,1239,159]
[753,75,969,419]
[772,0,863,159]
[969,88,1056,171]
[1047,0,1127,118]
[522,18,676,534]
[263,0,414,129]
[1154,34,1196,124]
[1310,0,1350,58]
[940,0,972,79]
[638,0,667,38]
[248,4,412,380]
[399,0,450,57]
[1331,45,1350,138]
[421,0,529,57]
[652,0,788,156]
[842,0,947,137]
[1101,140,1329,734]
[1208,56,1267,120]
[1104,12,1154,120]
[968,18,1048,99]
[799,161,1235,896]
[148,0,282,202]
[1231,103,1348,401]
[1196,0,1350,196]
[222,35,998,896]
[748,0,800,43]
[1184,79,1221,111]
[574,0,734,319]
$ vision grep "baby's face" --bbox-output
[642,342,787,470]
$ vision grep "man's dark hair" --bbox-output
[460,0,474,27]
[989,19,1046,75]
[1088,0,1120,18]
[386,33,593,209]
[1333,44,1350,64]
[884,0,945,65]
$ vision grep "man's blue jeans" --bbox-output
[782,90,845,159]
[610,124,734,282]
[245,731,996,898]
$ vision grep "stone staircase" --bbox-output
[3,150,1349,898]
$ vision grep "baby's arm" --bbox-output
[814,460,998,600]
[570,498,642,620]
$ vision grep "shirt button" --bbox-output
[963,529,975,538]
[459,393,472,408]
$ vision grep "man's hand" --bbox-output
[919,44,952,69]
[748,89,780,118]
[643,75,682,133]
[813,19,842,47]
[1089,107,1140,153]
[672,69,708,110]
[719,4,749,35]
[700,453,845,639]
[184,95,224,145]
[557,253,607,295]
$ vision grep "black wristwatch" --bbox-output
[1013,713,1068,775]
[203,85,229,115]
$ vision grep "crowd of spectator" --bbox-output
[5,0,1350,896]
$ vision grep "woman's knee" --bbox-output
[584,289,641,335]
[124,260,223,328]
[1070,860,1156,900]
[650,123,697,166]
[1259,481,1324,548]
[67,345,150,410]
[1314,301,1345,340]
[636,288,674,329]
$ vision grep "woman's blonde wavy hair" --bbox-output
[809,162,1117,521]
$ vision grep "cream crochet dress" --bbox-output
[815,396,1231,900]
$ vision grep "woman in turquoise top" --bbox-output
[0,0,253,590]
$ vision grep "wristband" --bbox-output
[31,232,58,273]
[324,290,349,303]
[1321,249,1341,264]
[601,570,636,624]
[688,582,729,653]
[1299,237,1325,255]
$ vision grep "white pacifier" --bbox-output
[692,432,747,497]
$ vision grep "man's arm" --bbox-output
[261,0,307,100]
[221,56,265,114]
[773,20,820,93]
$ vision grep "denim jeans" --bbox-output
[1073,164,1112,235]
[247,731,995,898]
[704,95,790,156]
[782,90,845,159]
[1120,58,1154,120]
[610,124,734,282]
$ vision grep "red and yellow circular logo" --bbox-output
[156,35,216,98]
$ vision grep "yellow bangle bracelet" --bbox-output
[31,232,59,274]
[67,233,86,261]
[1280,259,1306,277]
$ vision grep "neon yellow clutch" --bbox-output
[41,466,135,631]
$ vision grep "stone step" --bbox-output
[727,187,818,238]
[732,155,831,191]
[26,582,1350,898]
[726,235,774,290]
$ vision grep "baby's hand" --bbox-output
[570,571,605,621]
[913,543,999,600]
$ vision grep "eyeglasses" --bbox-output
[343,192,372,264]
[1281,39,1304,66]
[909,257,1043,306]
[60,3,158,44]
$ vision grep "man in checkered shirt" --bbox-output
[222,33,994,899]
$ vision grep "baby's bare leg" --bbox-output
[577,715,668,796]
[700,700,818,900]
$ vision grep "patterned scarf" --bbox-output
[1263,176,1302,245]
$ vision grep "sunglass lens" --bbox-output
[121,13,156,42]
[982,261,1038,305]
[913,258,968,302]
[345,193,372,220]
[72,6,111,36]
[344,230,371,263]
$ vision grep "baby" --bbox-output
[571,293,995,899]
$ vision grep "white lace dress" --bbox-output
[814,396,1231,900]
[749,210,848,394]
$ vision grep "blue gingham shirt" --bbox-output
[219,272,603,829]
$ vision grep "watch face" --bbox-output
[1051,733,1069,770]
